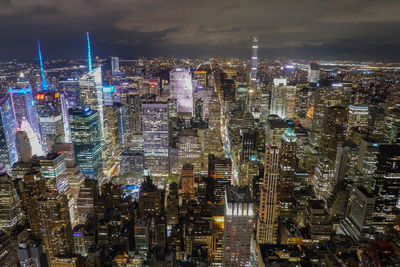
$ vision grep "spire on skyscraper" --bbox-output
[37,41,48,91]
[250,36,258,85]
[87,32,93,72]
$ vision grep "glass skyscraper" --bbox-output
[69,107,103,181]
[0,95,18,171]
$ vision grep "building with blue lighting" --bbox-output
[9,86,40,135]
[69,107,103,181]
[0,95,18,171]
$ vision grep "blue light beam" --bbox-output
[37,41,48,91]
[87,32,93,72]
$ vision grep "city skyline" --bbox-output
[1,1,400,266]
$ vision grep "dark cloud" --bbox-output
[1,0,400,60]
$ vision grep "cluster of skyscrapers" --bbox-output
[0,35,399,266]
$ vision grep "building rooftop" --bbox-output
[225,185,252,203]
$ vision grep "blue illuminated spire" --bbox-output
[86,32,93,72]
[37,41,48,91]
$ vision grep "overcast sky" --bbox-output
[2,0,400,60]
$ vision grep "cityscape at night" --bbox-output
[1,1,400,266]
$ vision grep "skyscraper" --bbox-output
[16,131,32,162]
[69,107,103,181]
[111,56,120,74]
[37,191,73,262]
[338,186,375,242]
[22,171,47,239]
[181,163,194,203]
[223,186,253,267]
[257,146,280,244]
[9,85,40,136]
[307,62,320,83]
[170,68,193,115]
[279,128,297,216]
[270,78,287,119]
[0,172,22,234]
[250,36,258,85]
[321,105,347,161]
[79,67,105,140]
[35,91,65,154]
[39,152,68,192]
[142,102,169,176]
[347,104,369,136]
[0,95,18,171]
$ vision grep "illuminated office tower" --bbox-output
[181,163,194,203]
[37,191,73,262]
[0,173,22,234]
[39,152,67,192]
[104,104,120,156]
[77,178,98,224]
[208,155,232,204]
[177,133,203,173]
[193,85,213,119]
[265,115,293,146]
[170,68,193,115]
[347,105,369,136]
[320,106,347,161]
[284,85,298,120]
[69,107,103,181]
[103,86,116,106]
[208,93,220,131]
[114,103,128,148]
[269,78,287,119]
[35,91,65,154]
[22,172,46,239]
[279,128,297,216]
[16,131,32,162]
[60,77,80,109]
[193,70,207,87]
[126,95,142,136]
[0,95,18,171]
[250,36,258,85]
[223,186,253,267]
[372,144,400,233]
[79,67,105,140]
[102,105,118,179]
[52,142,83,226]
[257,146,280,244]
[111,56,120,74]
[307,62,320,83]
[205,93,223,157]
[142,102,169,176]
[311,157,334,201]
[9,86,40,135]
[384,108,400,144]
[356,138,379,188]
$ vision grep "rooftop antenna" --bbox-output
[37,41,48,90]
[86,32,93,72]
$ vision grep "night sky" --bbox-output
[2,0,400,60]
